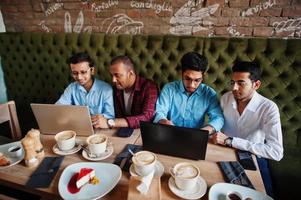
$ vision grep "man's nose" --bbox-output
[112,76,117,83]
[232,83,239,90]
[190,81,197,87]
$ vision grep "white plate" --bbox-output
[82,144,113,161]
[168,176,207,200]
[58,162,121,200]
[129,160,164,178]
[209,183,273,200]
[52,141,82,156]
[0,141,24,169]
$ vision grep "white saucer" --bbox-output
[52,142,82,156]
[82,144,113,161]
[129,160,164,178]
[168,176,207,200]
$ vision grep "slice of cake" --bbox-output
[76,168,95,189]
[0,153,10,166]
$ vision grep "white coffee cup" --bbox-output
[86,134,108,156]
[7,145,22,157]
[170,162,200,191]
[132,151,157,177]
[226,191,243,200]
[55,130,76,151]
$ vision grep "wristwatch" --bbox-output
[224,137,233,147]
[107,119,115,128]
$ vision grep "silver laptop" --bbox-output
[30,103,94,136]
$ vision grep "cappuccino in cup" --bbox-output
[170,162,200,190]
[55,130,76,151]
[132,151,157,176]
[86,134,108,156]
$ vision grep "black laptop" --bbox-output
[140,121,209,160]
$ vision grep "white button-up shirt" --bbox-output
[221,91,283,161]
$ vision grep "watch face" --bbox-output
[108,119,115,127]
[225,138,232,147]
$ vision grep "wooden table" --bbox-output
[132,135,265,199]
[0,129,265,199]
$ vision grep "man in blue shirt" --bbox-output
[56,52,114,128]
[154,52,224,134]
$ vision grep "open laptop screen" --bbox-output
[140,121,209,160]
[31,103,94,136]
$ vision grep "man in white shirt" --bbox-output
[213,61,283,197]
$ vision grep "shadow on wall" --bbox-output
[0,57,7,103]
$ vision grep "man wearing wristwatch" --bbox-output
[56,52,115,129]
[153,52,224,134]
[212,61,283,198]
[94,55,158,129]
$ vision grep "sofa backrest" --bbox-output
[0,33,300,148]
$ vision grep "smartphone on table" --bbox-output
[237,150,257,170]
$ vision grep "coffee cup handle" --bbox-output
[169,167,176,177]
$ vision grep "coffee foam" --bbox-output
[134,152,155,165]
[89,136,106,144]
[58,134,73,141]
[176,164,198,178]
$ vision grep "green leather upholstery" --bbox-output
[0,33,300,199]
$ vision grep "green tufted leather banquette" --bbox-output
[0,33,300,199]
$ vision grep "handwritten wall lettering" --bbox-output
[273,17,301,34]
[91,0,119,13]
[38,20,52,32]
[40,0,63,17]
[227,26,244,37]
[242,0,276,17]
[64,11,92,33]
[170,0,219,35]
[130,0,172,14]
[80,0,89,4]
[101,14,144,34]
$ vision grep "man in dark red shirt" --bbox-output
[94,55,158,129]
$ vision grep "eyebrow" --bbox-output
[231,80,247,83]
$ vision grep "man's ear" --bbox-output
[91,67,95,75]
[253,80,261,90]
[128,69,135,76]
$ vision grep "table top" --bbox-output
[0,129,265,199]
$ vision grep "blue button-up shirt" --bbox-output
[56,78,115,118]
[154,80,224,130]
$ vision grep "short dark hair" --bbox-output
[232,61,261,81]
[181,52,208,73]
[68,52,94,68]
[110,55,134,70]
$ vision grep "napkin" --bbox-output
[26,156,64,188]
[218,161,255,189]
[113,144,142,172]
[136,170,155,195]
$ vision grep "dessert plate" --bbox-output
[168,176,207,200]
[58,162,121,200]
[209,183,273,200]
[82,143,113,161]
[52,141,82,156]
[129,160,164,178]
[0,141,24,169]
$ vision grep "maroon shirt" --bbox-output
[113,76,158,128]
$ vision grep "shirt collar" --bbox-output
[179,81,203,96]
[231,91,260,112]
[132,75,141,92]
[246,91,260,112]
[77,78,96,93]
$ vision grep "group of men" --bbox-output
[56,52,283,197]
